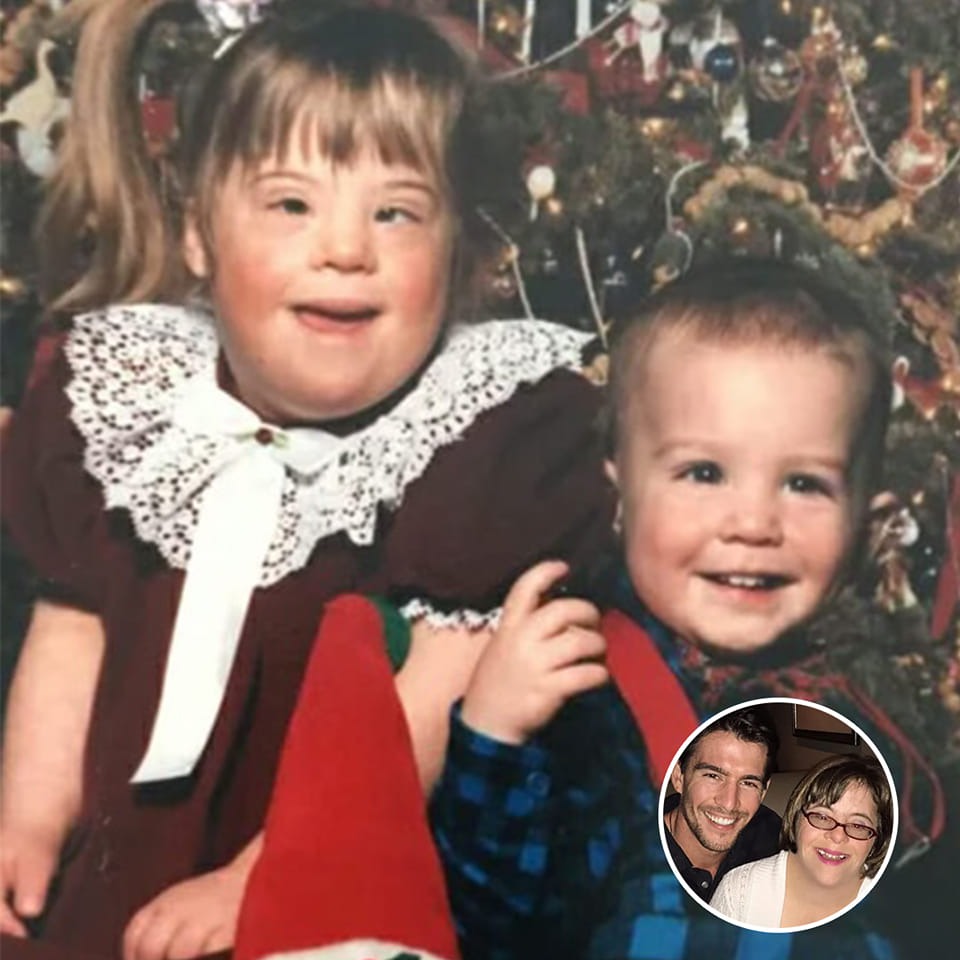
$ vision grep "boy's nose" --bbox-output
[721,488,784,545]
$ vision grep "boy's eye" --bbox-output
[678,461,723,484]
[785,473,834,496]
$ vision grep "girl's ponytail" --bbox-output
[38,0,191,316]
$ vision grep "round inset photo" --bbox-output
[658,698,898,933]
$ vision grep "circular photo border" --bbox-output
[657,697,900,934]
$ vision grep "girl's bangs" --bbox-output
[215,60,453,189]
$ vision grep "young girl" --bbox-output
[425,260,944,959]
[0,3,614,959]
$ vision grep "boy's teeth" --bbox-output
[709,573,780,589]
[705,812,736,826]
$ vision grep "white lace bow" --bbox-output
[65,305,591,782]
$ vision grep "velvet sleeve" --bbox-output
[2,347,116,612]
[379,368,617,617]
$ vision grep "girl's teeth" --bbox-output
[817,849,847,861]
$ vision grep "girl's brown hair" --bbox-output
[39,1,498,318]
[780,753,894,878]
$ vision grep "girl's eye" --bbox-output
[785,473,834,496]
[269,197,310,216]
[678,461,723,484]
[374,205,419,225]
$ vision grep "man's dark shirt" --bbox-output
[663,791,782,901]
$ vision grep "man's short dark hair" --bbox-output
[679,705,780,784]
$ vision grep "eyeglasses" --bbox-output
[802,810,877,841]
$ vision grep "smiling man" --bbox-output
[664,705,782,902]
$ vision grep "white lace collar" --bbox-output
[65,303,593,588]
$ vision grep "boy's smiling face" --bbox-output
[608,331,861,654]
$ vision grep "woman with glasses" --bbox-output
[710,754,894,930]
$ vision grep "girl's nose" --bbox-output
[310,210,374,273]
[825,822,849,844]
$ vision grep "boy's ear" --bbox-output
[182,212,209,279]
[670,763,684,795]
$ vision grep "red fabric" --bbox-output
[235,596,459,960]
[602,609,699,785]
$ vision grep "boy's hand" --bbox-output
[121,848,256,960]
[461,560,607,745]
[0,824,60,936]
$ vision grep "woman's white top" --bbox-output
[710,849,875,929]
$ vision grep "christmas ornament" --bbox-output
[704,42,738,83]
[886,127,949,194]
[605,1,670,84]
[810,94,870,201]
[526,163,556,220]
[870,492,921,612]
[650,227,693,288]
[0,38,69,178]
[721,94,750,151]
[688,8,740,74]
[839,42,868,87]
[196,0,271,40]
[488,248,519,300]
[749,37,804,103]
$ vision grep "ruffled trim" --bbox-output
[65,304,592,586]
[399,598,502,631]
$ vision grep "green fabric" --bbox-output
[369,595,412,673]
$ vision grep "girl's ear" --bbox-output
[182,213,209,279]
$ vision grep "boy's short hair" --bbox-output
[605,259,893,528]
[780,754,893,878]
[678,705,781,784]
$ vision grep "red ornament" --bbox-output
[886,126,948,191]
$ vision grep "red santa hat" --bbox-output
[235,595,460,960]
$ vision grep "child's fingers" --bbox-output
[528,597,600,639]
[542,626,607,670]
[123,905,183,960]
[11,844,57,918]
[167,919,221,960]
[0,900,28,937]
[552,660,610,699]
[499,560,569,633]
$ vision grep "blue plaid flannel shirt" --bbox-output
[429,599,901,960]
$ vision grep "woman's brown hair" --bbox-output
[780,753,894,878]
